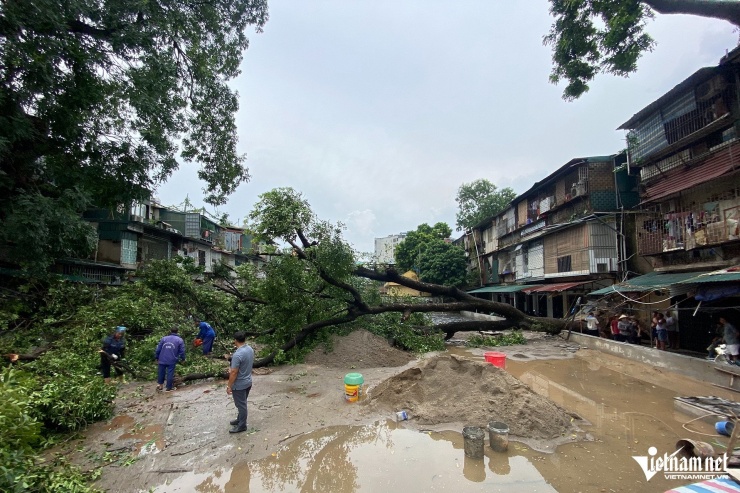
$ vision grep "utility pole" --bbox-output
[467,229,483,286]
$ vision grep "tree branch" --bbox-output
[211,282,267,304]
[643,0,740,26]
[290,235,370,312]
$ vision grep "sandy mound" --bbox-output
[369,354,574,440]
[304,329,416,368]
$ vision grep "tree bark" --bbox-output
[643,0,740,26]
[4,345,50,362]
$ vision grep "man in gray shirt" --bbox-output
[226,331,254,433]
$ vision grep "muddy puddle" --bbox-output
[151,348,728,493]
[154,422,555,492]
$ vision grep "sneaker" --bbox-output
[706,356,715,360]
[156,385,163,391]
[229,426,247,434]
[230,419,239,426]
[164,387,177,393]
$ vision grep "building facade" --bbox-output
[467,155,639,318]
[76,201,265,283]
[374,233,407,265]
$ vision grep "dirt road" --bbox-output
[57,330,585,492]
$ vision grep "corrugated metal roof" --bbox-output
[588,271,707,296]
[467,285,540,294]
[521,281,589,294]
[679,266,740,284]
[641,142,740,204]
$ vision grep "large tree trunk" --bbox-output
[643,0,740,26]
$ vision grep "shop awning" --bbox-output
[467,285,541,294]
[521,281,589,294]
[588,271,707,296]
[678,266,740,301]
[678,266,740,284]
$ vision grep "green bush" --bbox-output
[21,350,116,431]
[0,367,100,493]
[362,313,446,353]
[466,330,526,348]
[31,376,116,431]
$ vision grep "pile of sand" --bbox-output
[304,329,416,368]
[369,354,574,440]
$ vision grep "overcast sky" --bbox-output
[156,1,738,254]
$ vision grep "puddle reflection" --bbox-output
[156,423,555,492]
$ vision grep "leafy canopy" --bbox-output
[545,0,740,99]
[0,0,268,273]
[416,240,467,287]
[455,179,516,231]
[394,222,452,273]
[544,0,655,100]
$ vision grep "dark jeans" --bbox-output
[232,386,252,429]
[101,353,122,378]
[202,336,215,355]
[157,363,176,390]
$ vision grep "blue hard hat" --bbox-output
[116,326,127,333]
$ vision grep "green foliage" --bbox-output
[0,368,101,493]
[466,330,527,348]
[417,241,467,287]
[0,190,99,275]
[394,222,453,273]
[362,313,446,353]
[544,0,654,100]
[455,179,517,231]
[22,351,117,431]
[0,0,268,272]
[0,368,42,454]
[248,188,315,241]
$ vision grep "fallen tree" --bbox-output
[242,188,575,367]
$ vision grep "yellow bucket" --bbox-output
[344,383,360,402]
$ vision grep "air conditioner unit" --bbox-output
[131,215,143,222]
[572,182,586,197]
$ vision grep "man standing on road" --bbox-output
[155,326,186,392]
[226,331,254,434]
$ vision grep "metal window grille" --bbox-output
[636,178,740,256]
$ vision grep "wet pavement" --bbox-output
[148,343,737,493]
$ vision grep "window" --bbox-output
[121,235,137,264]
[198,250,206,266]
[557,255,572,273]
